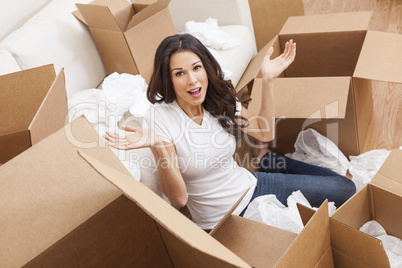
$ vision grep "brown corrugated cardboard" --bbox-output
[0,116,335,267]
[0,116,129,267]
[238,11,402,157]
[371,148,402,195]
[0,64,67,164]
[73,0,176,82]
[248,75,371,157]
[248,0,305,51]
[298,203,390,268]
[211,200,333,268]
[82,149,334,267]
[332,150,402,234]
[329,149,402,267]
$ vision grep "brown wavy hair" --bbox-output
[147,33,248,139]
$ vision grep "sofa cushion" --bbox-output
[0,49,22,76]
[0,0,107,98]
[0,0,51,41]
[168,0,256,42]
[219,25,257,88]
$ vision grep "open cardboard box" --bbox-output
[330,148,402,267]
[298,203,391,268]
[73,0,176,82]
[0,64,67,164]
[298,149,402,267]
[237,11,402,157]
[1,116,335,267]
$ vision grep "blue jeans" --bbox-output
[240,152,356,216]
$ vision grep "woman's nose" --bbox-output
[187,72,197,85]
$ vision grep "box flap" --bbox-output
[133,0,159,13]
[276,200,334,267]
[354,31,402,83]
[249,77,350,119]
[73,0,131,25]
[124,7,176,82]
[297,203,390,267]
[79,150,251,267]
[249,0,305,51]
[0,130,31,164]
[90,28,138,75]
[296,203,315,226]
[209,189,249,236]
[26,194,175,267]
[330,218,390,268]
[29,68,67,145]
[211,215,297,268]
[76,3,122,31]
[212,201,333,267]
[127,0,170,30]
[0,116,131,267]
[280,11,372,35]
[371,149,402,196]
[235,36,280,93]
[0,65,55,136]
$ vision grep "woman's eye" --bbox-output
[194,65,202,71]
[175,71,184,77]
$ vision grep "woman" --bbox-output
[105,34,356,230]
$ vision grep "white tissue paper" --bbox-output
[185,18,240,50]
[68,72,150,131]
[360,220,402,267]
[285,128,350,176]
[243,190,336,234]
[349,149,391,191]
[68,73,151,181]
[102,72,150,117]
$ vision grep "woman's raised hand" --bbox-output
[103,125,160,150]
[260,39,296,82]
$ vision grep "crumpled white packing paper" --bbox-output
[68,72,150,131]
[286,128,350,176]
[349,149,391,191]
[185,17,239,50]
[68,73,151,181]
[286,128,394,191]
[360,220,402,267]
[243,190,336,234]
[184,18,235,80]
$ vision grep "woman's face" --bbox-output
[170,51,208,112]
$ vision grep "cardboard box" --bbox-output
[0,116,335,267]
[298,149,402,267]
[0,64,67,164]
[298,203,390,268]
[329,149,402,267]
[73,0,176,82]
[248,0,305,51]
[238,11,402,157]
[210,200,334,268]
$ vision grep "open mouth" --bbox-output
[188,87,202,98]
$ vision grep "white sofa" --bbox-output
[0,0,257,194]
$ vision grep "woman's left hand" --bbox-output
[260,39,296,82]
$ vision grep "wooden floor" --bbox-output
[303,0,402,152]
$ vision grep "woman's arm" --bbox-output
[104,126,188,208]
[238,39,296,142]
[151,140,188,207]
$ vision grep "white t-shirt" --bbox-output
[143,100,257,229]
